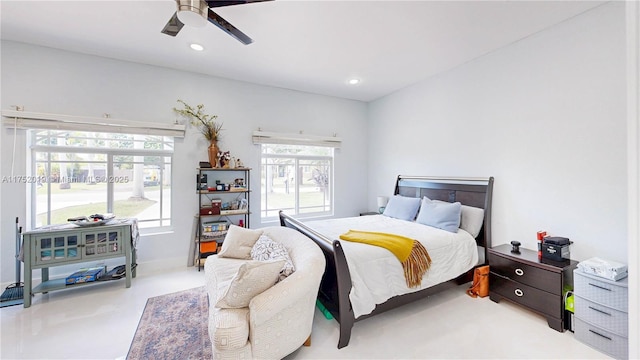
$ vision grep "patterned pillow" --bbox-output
[216,260,285,308]
[250,234,296,281]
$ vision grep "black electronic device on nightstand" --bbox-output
[488,244,577,332]
[359,211,379,216]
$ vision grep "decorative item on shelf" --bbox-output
[173,100,223,167]
[219,151,231,168]
[377,196,389,214]
[235,159,244,168]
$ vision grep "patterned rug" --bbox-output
[127,286,212,360]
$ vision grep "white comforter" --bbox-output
[306,215,479,318]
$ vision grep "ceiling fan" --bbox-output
[161,0,272,45]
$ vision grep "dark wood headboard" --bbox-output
[394,176,494,257]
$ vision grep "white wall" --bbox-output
[0,41,368,282]
[367,2,627,263]
[626,0,639,356]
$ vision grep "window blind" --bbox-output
[2,109,186,137]
[252,130,341,148]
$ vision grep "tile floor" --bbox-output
[0,266,610,359]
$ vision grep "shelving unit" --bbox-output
[195,167,251,269]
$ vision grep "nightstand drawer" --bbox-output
[490,272,562,318]
[489,252,562,295]
[574,318,628,360]
[574,270,628,311]
[574,295,627,336]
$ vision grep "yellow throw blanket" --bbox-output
[339,230,432,288]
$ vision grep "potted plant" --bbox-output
[173,100,223,167]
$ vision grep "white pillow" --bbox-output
[215,260,285,308]
[416,197,461,233]
[382,195,421,221]
[460,205,485,238]
[217,225,263,259]
[251,234,295,281]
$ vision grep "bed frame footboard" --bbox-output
[279,211,355,348]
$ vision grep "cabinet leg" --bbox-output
[489,293,501,303]
[41,268,49,294]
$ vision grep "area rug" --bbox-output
[127,286,212,360]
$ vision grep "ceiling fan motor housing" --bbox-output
[177,0,208,27]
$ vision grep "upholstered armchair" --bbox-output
[204,226,326,359]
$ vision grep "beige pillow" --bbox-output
[217,225,263,259]
[216,260,285,308]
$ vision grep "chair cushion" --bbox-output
[210,307,251,352]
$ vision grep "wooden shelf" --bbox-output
[197,188,250,194]
[197,167,251,171]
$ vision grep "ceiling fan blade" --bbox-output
[207,9,253,45]
[205,0,273,9]
[161,12,185,37]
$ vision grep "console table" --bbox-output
[22,218,138,308]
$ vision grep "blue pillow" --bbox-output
[382,195,421,221]
[416,197,461,233]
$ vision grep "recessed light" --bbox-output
[190,43,204,51]
[348,78,361,85]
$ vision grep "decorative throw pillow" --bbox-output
[416,197,462,233]
[251,234,295,281]
[217,225,263,259]
[460,205,484,238]
[382,195,421,221]
[216,259,285,309]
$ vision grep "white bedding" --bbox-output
[306,215,479,318]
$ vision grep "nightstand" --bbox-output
[488,244,577,331]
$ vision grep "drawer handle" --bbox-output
[588,283,612,291]
[514,268,524,276]
[588,329,612,341]
[514,288,524,297]
[588,306,612,316]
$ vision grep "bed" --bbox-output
[279,175,494,348]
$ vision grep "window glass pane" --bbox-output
[261,157,295,218]
[35,157,107,228]
[299,159,331,214]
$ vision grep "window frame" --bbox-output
[260,144,334,221]
[29,130,174,231]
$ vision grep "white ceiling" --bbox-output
[0,0,605,102]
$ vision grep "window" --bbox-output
[260,144,333,219]
[31,130,173,229]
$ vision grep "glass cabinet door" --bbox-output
[83,229,123,259]
[35,233,80,265]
